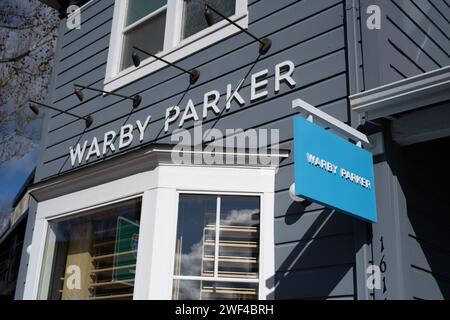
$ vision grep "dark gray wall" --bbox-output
[32,0,373,299]
[360,0,450,90]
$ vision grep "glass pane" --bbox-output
[182,0,236,40]
[121,9,166,70]
[174,195,217,278]
[219,196,260,279]
[126,0,167,26]
[38,198,141,300]
[173,280,258,300]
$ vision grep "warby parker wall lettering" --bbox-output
[69,60,297,167]
[69,116,152,166]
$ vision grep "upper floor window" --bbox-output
[106,0,248,92]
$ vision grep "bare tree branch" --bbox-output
[0,0,58,165]
[0,25,57,63]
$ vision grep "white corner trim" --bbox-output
[350,66,450,120]
[23,217,49,300]
[104,0,249,92]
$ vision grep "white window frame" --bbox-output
[23,164,275,300]
[171,191,262,299]
[104,0,249,92]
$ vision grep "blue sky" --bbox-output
[0,146,38,216]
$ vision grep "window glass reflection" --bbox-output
[39,198,141,300]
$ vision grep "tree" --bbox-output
[0,0,58,165]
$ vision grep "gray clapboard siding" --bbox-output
[275,190,326,217]
[44,46,347,151]
[360,0,450,89]
[392,0,450,57]
[275,266,355,299]
[275,211,354,244]
[275,165,295,193]
[387,137,450,300]
[388,45,423,79]
[61,3,114,49]
[38,70,346,178]
[409,267,450,300]
[62,0,114,36]
[43,71,348,173]
[326,296,355,300]
[42,48,348,165]
[411,0,450,39]
[407,235,450,280]
[49,0,344,124]
[389,1,449,67]
[60,23,112,68]
[430,0,450,26]
[51,0,342,102]
[48,24,346,133]
[387,18,441,72]
[405,208,450,247]
[57,47,109,79]
[44,72,348,174]
[57,37,110,74]
[251,97,349,149]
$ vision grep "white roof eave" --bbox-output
[350,66,450,120]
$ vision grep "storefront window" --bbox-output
[38,198,141,300]
[173,194,260,300]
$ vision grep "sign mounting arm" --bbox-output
[292,99,370,148]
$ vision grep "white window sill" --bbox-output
[104,13,249,93]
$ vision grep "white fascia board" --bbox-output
[350,66,450,120]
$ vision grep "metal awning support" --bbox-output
[292,98,370,148]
